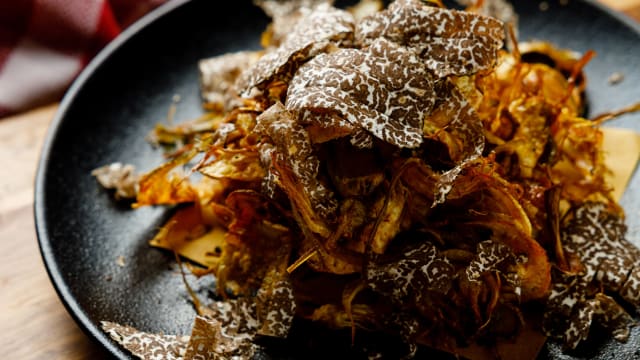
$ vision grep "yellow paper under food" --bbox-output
[602,127,640,201]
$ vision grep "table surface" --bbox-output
[1,2,639,359]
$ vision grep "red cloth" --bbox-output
[0,0,168,118]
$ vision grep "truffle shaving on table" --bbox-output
[93,0,640,359]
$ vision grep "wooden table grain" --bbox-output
[0,2,638,359]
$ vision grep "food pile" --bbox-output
[94,0,640,359]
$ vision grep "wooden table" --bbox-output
[1,2,638,359]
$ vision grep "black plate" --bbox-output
[35,0,640,359]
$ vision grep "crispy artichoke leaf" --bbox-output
[149,204,226,268]
[198,149,266,183]
[134,150,198,208]
[369,181,409,254]
[220,190,292,291]
[428,79,485,164]
[255,102,337,223]
[493,97,551,179]
[303,111,359,144]
[428,79,486,205]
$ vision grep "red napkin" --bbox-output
[0,0,168,118]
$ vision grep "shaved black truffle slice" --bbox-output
[237,3,355,93]
[287,38,436,148]
[366,242,454,303]
[543,202,639,349]
[356,0,504,78]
